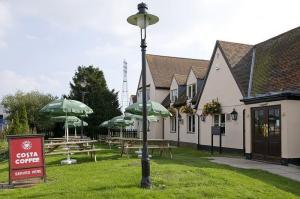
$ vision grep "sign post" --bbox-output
[7,135,46,185]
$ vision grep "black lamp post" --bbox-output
[80,78,87,139]
[127,2,159,189]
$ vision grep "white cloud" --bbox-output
[0,1,12,48]
[0,70,70,99]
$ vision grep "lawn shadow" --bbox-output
[151,148,300,197]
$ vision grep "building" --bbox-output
[196,26,300,165]
[134,26,300,165]
[136,54,209,139]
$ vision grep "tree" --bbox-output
[2,91,57,133]
[69,65,121,137]
[8,112,20,135]
[19,103,29,134]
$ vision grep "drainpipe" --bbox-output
[197,114,200,150]
[162,118,165,140]
[243,109,246,155]
[177,109,181,147]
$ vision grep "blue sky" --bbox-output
[0,0,299,101]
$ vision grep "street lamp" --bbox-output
[80,78,87,139]
[127,2,159,189]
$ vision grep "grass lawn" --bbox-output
[0,144,299,199]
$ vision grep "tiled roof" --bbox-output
[161,93,171,108]
[250,26,300,96]
[218,41,253,96]
[146,54,209,88]
[191,65,209,79]
[174,74,188,85]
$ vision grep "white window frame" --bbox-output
[138,88,150,102]
[213,114,226,134]
[170,117,176,133]
[187,84,196,99]
[187,114,195,133]
[170,89,178,102]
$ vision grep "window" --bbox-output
[187,114,195,133]
[138,88,150,102]
[170,117,176,132]
[170,89,178,102]
[187,84,196,99]
[213,114,225,134]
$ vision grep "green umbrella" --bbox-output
[124,113,159,122]
[125,100,172,117]
[40,98,93,116]
[67,120,88,137]
[41,98,93,142]
[99,120,112,128]
[51,116,81,123]
[107,115,134,138]
[109,115,134,127]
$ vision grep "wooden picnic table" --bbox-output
[116,138,176,159]
[44,140,103,162]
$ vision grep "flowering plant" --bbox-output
[202,100,221,115]
[168,107,177,116]
[179,104,196,114]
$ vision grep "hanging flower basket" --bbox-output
[202,100,221,115]
[168,107,177,117]
[179,104,195,114]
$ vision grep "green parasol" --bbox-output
[41,99,93,142]
[125,100,172,117]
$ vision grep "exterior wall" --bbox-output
[186,70,197,89]
[179,113,199,144]
[137,61,169,139]
[244,100,300,159]
[197,47,244,150]
[170,78,178,91]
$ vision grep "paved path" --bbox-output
[209,157,300,182]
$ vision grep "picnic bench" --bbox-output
[117,138,176,159]
[44,140,103,162]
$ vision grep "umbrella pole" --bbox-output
[120,126,123,138]
[75,127,77,137]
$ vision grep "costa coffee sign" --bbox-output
[7,135,46,184]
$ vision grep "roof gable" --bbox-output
[173,74,188,85]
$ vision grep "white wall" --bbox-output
[244,100,300,159]
[197,47,244,150]
[137,61,169,139]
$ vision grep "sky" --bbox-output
[0,0,299,103]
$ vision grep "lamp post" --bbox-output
[80,78,87,139]
[127,2,159,189]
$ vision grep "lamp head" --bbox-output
[127,2,159,29]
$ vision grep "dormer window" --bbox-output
[170,89,178,102]
[187,84,196,99]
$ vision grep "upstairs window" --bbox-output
[138,88,150,102]
[170,89,178,102]
[187,84,196,99]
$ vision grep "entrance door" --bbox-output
[251,106,281,161]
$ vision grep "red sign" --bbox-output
[8,135,46,184]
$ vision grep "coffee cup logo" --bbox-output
[22,140,32,150]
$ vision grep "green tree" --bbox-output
[69,65,121,137]
[2,91,57,133]
[19,103,29,134]
[9,112,20,135]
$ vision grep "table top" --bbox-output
[45,140,97,146]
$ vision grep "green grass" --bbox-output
[0,145,299,199]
